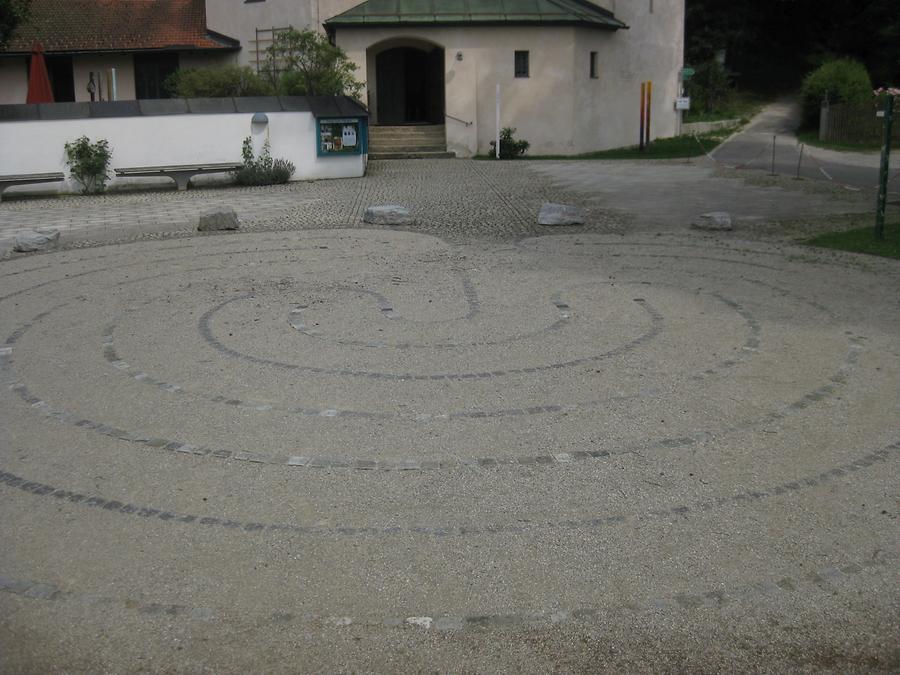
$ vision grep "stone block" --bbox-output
[691,211,733,231]
[538,203,584,226]
[197,207,240,232]
[13,228,60,252]
[363,205,415,226]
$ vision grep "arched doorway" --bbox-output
[375,44,444,125]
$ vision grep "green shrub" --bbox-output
[64,136,112,194]
[800,58,873,129]
[232,137,295,186]
[164,65,274,98]
[685,60,732,114]
[265,29,363,98]
[489,127,530,159]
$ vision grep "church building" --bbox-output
[1,0,685,157]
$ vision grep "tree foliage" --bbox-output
[265,29,363,98]
[0,0,29,47]
[800,59,873,127]
[164,65,274,98]
[686,0,900,88]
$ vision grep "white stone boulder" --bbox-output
[691,211,733,231]
[13,228,60,252]
[538,203,584,226]
[363,205,415,226]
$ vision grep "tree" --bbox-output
[265,29,363,98]
[0,0,29,47]
[685,0,900,88]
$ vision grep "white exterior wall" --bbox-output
[72,54,137,102]
[335,9,683,157]
[576,0,685,147]
[0,58,29,105]
[0,111,364,196]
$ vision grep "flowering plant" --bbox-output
[873,87,900,97]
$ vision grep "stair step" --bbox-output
[369,144,447,152]
[369,151,456,160]
[369,124,448,156]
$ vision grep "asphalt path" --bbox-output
[710,99,899,198]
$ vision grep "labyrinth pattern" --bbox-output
[1,229,898,671]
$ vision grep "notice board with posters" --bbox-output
[317,117,368,157]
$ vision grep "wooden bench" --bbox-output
[114,162,243,191]
[0,172,65,202]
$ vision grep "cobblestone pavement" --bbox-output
[1,160,898,672]
[0,159,625,255]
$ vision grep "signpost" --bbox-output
[680,67,695,80]
[875,95,894,241]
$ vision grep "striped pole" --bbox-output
[639,82,646,151]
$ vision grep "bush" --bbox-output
[64,136,111,194]
[489,127,530,159]
[265,28,363,98]
[232,137,295,186]
[685,60,732,114]
[164,65,274,98]
[800,58,873,129]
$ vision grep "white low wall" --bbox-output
[0,111,365,196]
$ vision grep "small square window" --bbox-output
[514,50,529,78]
[590,52,598,79]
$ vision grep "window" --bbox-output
[514,50,529,78]
[590,51,598,79]
[134,53,179,100]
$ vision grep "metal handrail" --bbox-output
[446,114,473,127]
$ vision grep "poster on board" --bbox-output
[318,118,366,156]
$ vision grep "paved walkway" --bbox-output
[1,149,888,256]
[712,98,898,195]
[1,159,898,672]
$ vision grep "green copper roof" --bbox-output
[325,0,628,30]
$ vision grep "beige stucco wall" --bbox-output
[72,54,136,102]
[574,0,685,150]
[204,0,359,68]
[0,58,28,105]
[335,7,684,158]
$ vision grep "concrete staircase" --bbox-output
[368,125,455,159]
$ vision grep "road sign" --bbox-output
[675,97,691,111]
[681,67,696,80]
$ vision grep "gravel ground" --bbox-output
[0,159,898,673]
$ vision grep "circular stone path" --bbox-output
[0,228,898,671]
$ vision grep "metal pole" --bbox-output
[875,95,894,241]
[771,135,777,175]
[796,143,805,179]
[495,84,501,159]
[645,81,652,149]
[639,82,646,151]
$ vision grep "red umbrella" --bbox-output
[26,41,54,104]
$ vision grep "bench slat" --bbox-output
[0,173,65,182]
[115,163,242,173]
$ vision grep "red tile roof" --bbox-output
[1,0,239,54]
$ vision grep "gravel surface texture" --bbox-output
[0,159,898,673]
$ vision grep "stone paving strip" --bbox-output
[0,444,895,539]
[2,550,894,632]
